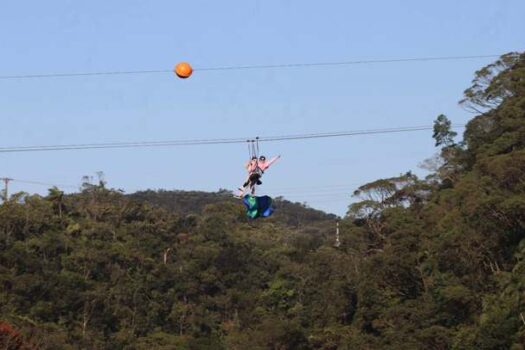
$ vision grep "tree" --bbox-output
[432,114,457,147]
[460,52,522,114]
[47,187,65,220]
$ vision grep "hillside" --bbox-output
[129,189,337,227]
[1,52,524,349]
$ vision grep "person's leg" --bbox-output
[248,174,259,195]
[248,173,257,184]
[242,173,251,187]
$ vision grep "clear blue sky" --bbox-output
[1,0,523,216]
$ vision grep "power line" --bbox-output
[275,192,353,198]
[265,183,363,192]
[0,54,501,80]
[266,185,362,196]
[4,173,361,195]
[0,124,464,153]
[196,54,501,72]
[11,178,78,189]
[296,197,354,204]
[0,69,170,80]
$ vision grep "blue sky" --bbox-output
[1,0,523,215]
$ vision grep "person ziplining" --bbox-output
[239,154,281,195]
[238,139,280,197]
[237,139,280,219]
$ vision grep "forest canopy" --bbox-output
[1,52,524,349]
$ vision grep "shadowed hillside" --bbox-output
[129,189,338,228]
[1,53,524,349]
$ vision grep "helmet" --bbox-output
[259,155,266,161]
[251,156,257,160]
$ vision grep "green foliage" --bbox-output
[1,52,525,348]
[433,114,458,147]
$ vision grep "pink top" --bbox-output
[245,160,258,173]
[245,156,280,174]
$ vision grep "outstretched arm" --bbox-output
[266,155,281,168]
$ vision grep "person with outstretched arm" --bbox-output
[257,155,280,172]
[239,155,281,196]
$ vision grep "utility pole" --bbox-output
[334,221,341,248]
[1,177,13,202]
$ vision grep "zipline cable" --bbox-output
[0,54,501,80]
[0,124,465,153]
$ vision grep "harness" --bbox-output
[247,137,260,159]
[247,137,264,176]
[252,165,263,176]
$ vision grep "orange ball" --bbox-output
[174,62,193,79]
